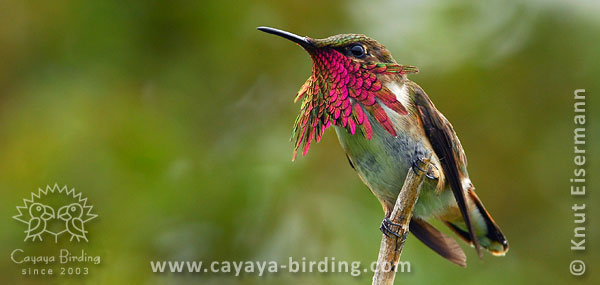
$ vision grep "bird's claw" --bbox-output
[411,158,427,175]
[380,217,402,238]
[425,162,439,179]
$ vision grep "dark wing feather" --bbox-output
[410,218,466,267]
[411,84,482,257]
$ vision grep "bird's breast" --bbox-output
[334,82,433,207]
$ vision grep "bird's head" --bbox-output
[30,203,55,220]
[257,27,418,159]
[58,203,83,221]
[258,26,398,64]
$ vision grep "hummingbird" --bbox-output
[257,27,508,266]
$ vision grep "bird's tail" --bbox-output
[410,218,466,267]
[443,190,509,256]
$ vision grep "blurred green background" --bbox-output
[0,0,598,284]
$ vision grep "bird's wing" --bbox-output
[410,82,481,257]
[27,218,42,234]
[70,218,86,235]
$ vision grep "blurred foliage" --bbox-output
[0,0,598,284]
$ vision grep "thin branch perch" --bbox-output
[372,156,430,285]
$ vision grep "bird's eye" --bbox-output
[71,206,76,211]
[36,206,42,211]
[349,44,366,58]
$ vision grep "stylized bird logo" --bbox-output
[25,202,54,241]
[58,203,88,242]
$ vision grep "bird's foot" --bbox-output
[411,157,428,175]
[380,217,402,238]
[425,163,439,180]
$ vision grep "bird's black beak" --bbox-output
[257,26,314,48]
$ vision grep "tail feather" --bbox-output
[410,218,466,267]
[444,190,509,256]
